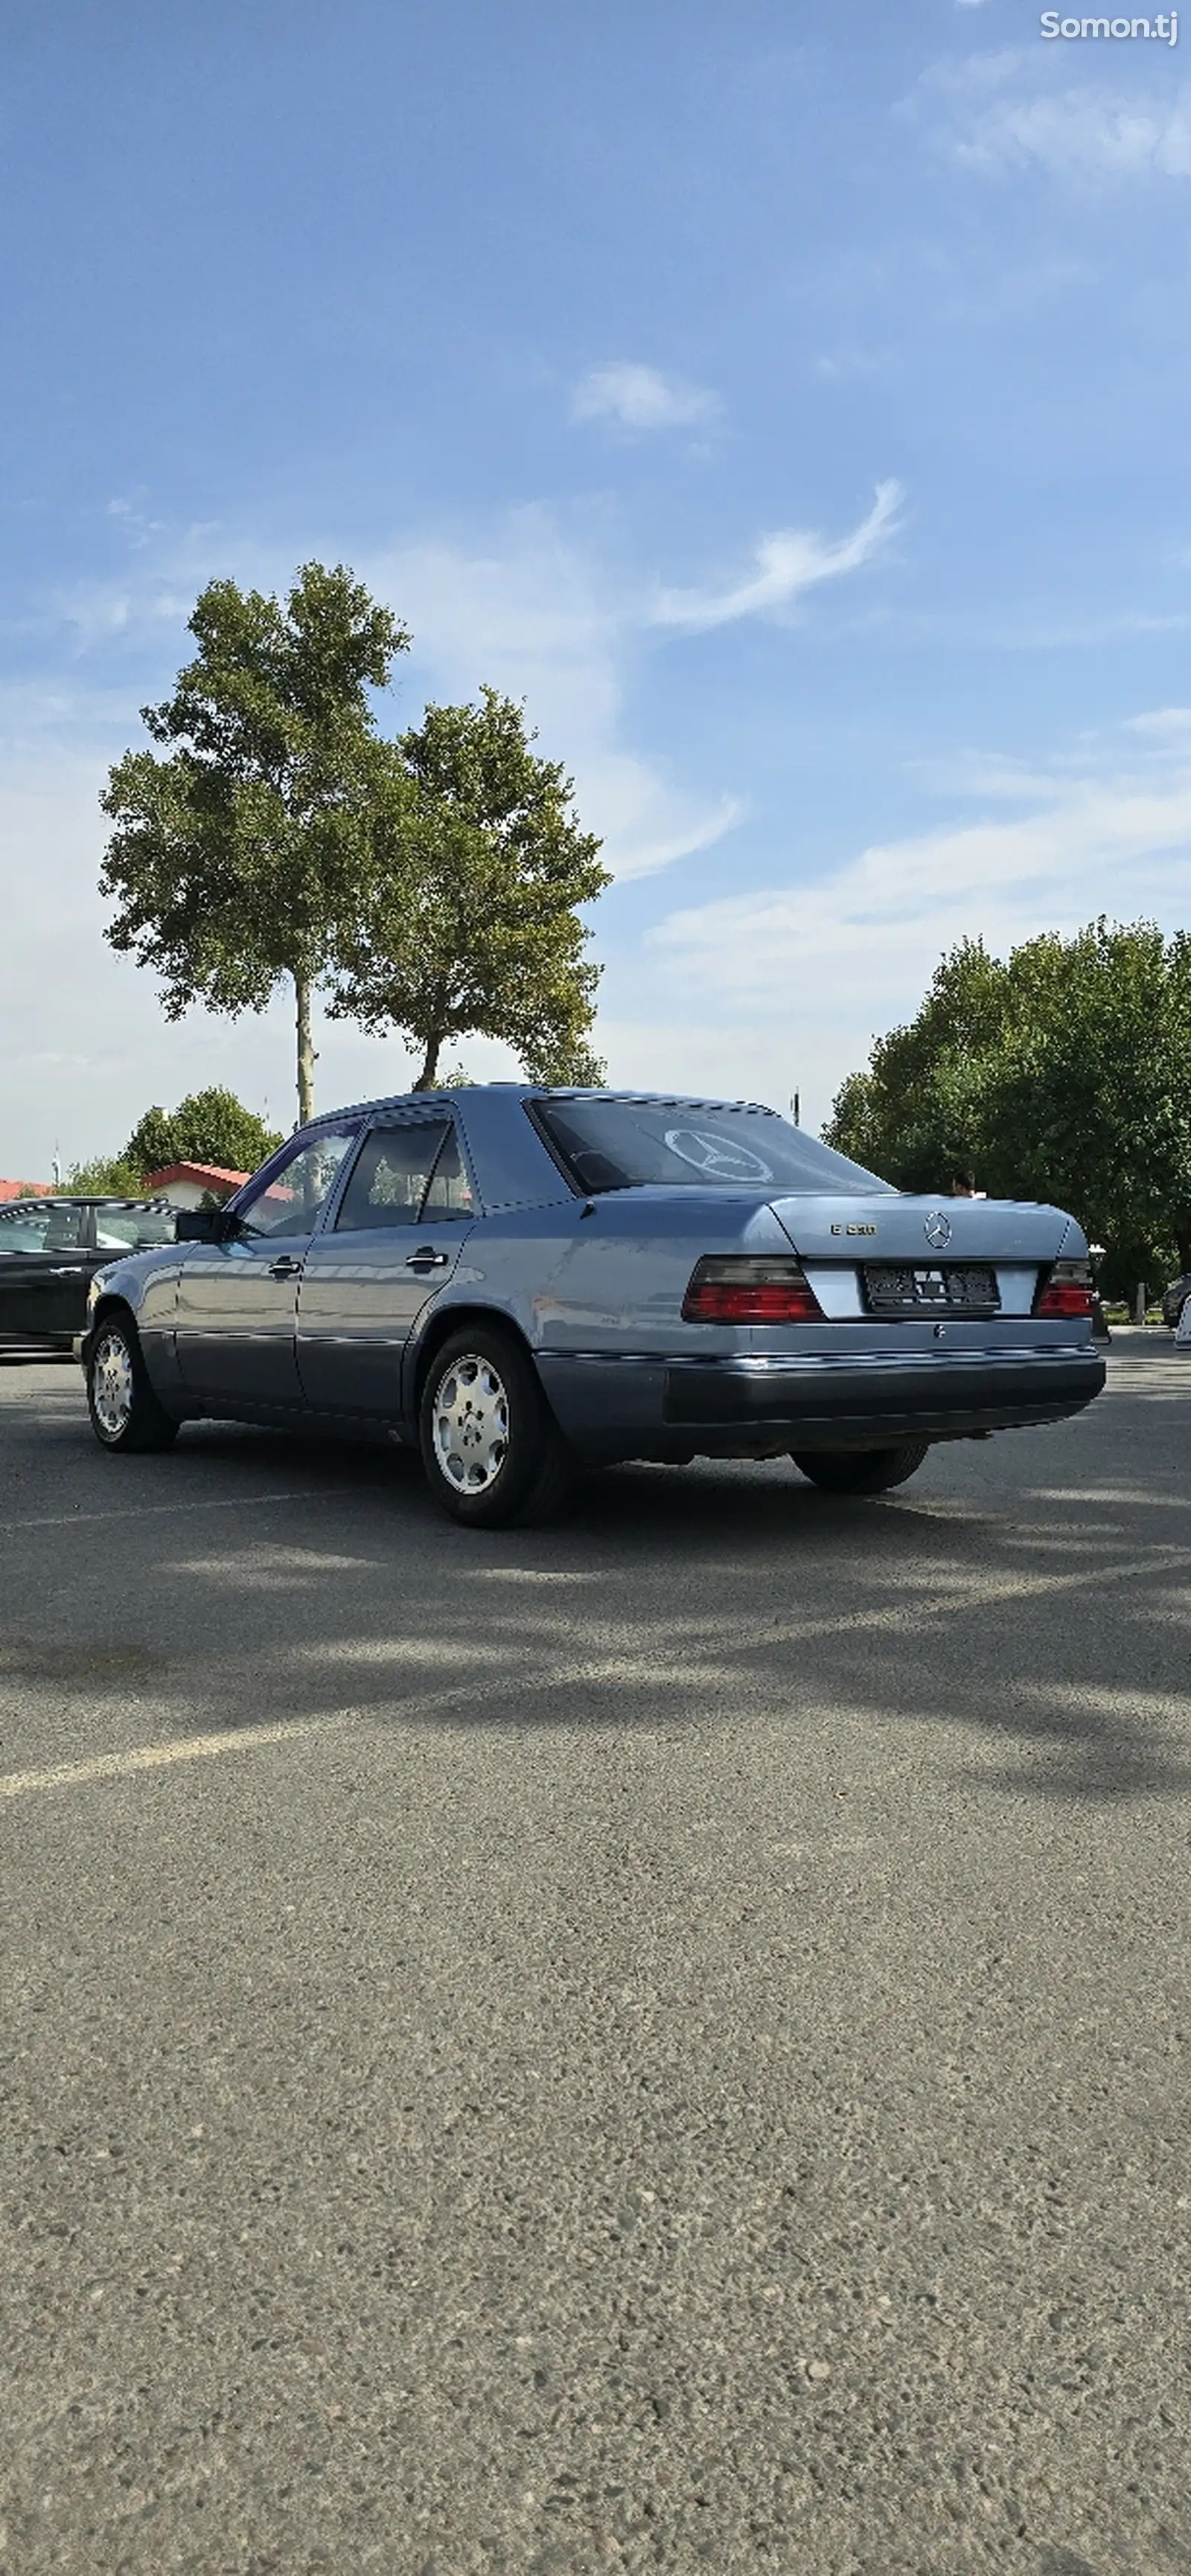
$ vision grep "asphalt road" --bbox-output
[1,1334,1188,2576]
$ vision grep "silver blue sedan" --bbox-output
[79,1086,1105,1525]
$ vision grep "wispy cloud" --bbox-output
[651,480,903,633]
[365,514,743,882]
[644,713,1191,1119]
[14,474,902,896]
[572,362,719,431]
[913,50,1191,181]
[962,89,1191,182]
[1124,704,1191,739]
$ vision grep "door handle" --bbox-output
[49,1266,83,1276]
[267,1257,304,1279]
[404,1248,450,1269]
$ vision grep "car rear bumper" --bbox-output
[540,1342,1105,1461]
[662,1346,1105,1446]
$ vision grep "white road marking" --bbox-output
[1,1548,1181,1804]
[0,1715,345,1798]
[0,1676,488,1801]
[1,1491,328,1534]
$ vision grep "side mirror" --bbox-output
[176,1206,240,1243]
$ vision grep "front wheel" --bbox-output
[86,1315,179,1453]
[791,1441,929,1496]
[418,1326,575,1528]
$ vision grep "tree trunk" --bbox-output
[296,971,316,1127]
[413,1031,442,1092]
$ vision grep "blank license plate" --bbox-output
[863,1262,1000,1317]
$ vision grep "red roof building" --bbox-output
[141,1162,249,1207]
[0,1179,51,1202]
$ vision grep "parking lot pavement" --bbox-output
[1,1336,1188,2576]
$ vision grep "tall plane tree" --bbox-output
[328,687,610,1089]
[100,563,409,1124]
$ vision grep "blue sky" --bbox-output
[3,0,1191,1173]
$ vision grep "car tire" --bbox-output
[419,1325,575,1528]
[86,1313,179,1454]
[791,1441,929,1496]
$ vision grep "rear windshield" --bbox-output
[533,1098,892,1196]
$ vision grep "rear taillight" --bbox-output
[683,1256,824,1324]
[1033,1258,1094,1319]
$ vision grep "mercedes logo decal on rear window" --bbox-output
[663,1128,775,1182]
[924,1211,952,1250]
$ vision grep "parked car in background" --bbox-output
[0,1198,177,1351]
[77,1086,1106,1525]
[1160,1272,1191,1329]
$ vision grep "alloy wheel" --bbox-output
[431,1353,510,1493]
[92,1328,135,1440]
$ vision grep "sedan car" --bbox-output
[0,1196,178,1351]
[78,1087,1105,1525]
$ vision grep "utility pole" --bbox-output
[790,1092,800,1127]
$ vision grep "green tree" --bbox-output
[823,938,1013,1191]
[824,919,1191,1296]
[100,563,409,1125]
[67,1153,146,1197]
[123,1087,283,1179]
[327,688,610,1090]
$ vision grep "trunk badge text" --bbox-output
[830,1222,878,1236]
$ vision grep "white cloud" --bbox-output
[364,514,742,882]
[1124,704,1191,739]
[572,362,719,431]
[651,481,903,632]
[914,50,1191,181]
[962,89,1191,182]
[643,717,1191,1127]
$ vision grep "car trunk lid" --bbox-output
[768,1194,1079,1264]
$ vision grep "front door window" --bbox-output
[234,1132,358,1239]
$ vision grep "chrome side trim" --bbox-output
[543,1344,1094,1373]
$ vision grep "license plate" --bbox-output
[863,1262,1000,1318]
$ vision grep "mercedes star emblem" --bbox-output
[924,1211,952,1251]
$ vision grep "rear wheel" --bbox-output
[792,1441,929,1496]
[86,1314,179,1454]
[419,1325,575,1528]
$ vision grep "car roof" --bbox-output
[0,1195,170,1210]
[310,1085,777,1127]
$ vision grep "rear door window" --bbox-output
[421,1127,476,1221]
[333,1123,452,1231]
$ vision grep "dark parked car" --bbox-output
[77,1087,1105,1526]
[0,1198,177,1350]
[1161,1272,1191,1329]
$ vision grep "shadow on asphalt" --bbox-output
[2,1338,1189,1807]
